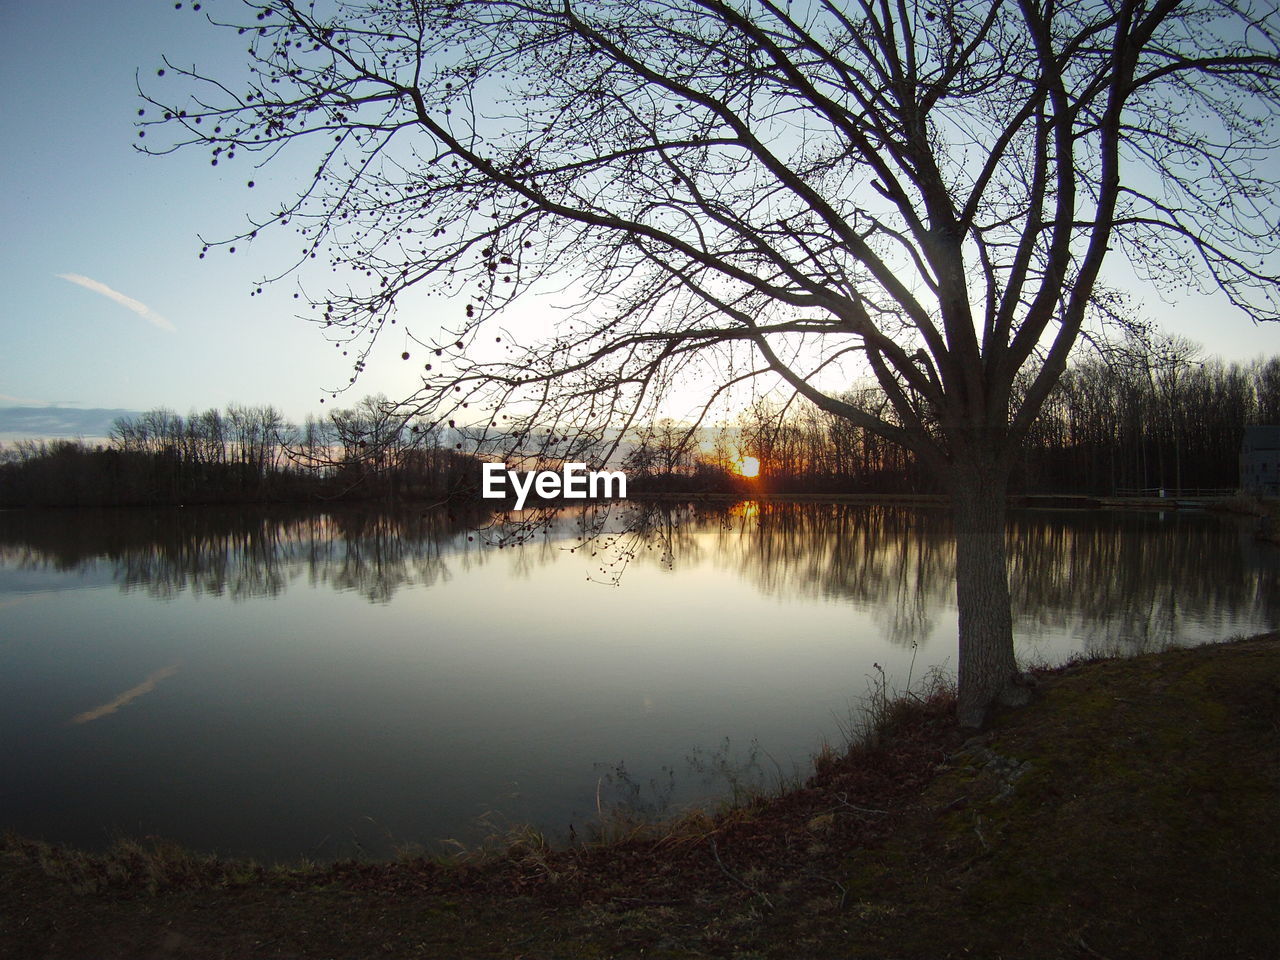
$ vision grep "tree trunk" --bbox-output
[948,457,1020,727]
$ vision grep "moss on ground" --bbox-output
[3,635,1277,959]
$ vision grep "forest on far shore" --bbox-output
[2,347,1277,508]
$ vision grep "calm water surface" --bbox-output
[1,502,1275,860]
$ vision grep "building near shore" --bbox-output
[1240,425,1280,494]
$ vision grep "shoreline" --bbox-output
[5,633,1277,958]
[5,490,1272,513]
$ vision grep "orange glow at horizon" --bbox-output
[733,456,761,478]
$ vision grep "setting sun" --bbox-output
[733,456,761,478]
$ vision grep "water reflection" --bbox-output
[1,501,1274,657]
[0,505,492,603]
[69,664,179,725]
[705,503,952,647]
[618,501,1279,655]
[1,500,1276,859]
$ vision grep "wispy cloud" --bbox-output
[0,395,80,406]
[57,273,175,332]
[0,406,138,438]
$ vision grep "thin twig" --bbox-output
[801,871,849,910]
[973,814,990,851]
[708,838,773,910]
[1077,935,1114,960]
[835,793,889,815]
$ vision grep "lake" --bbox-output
[1,501,1275,861]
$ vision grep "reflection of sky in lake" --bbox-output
[0,503,1275,861]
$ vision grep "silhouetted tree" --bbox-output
[147,0,1280,723]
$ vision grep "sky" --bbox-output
[2,0,1279,438]
[0,0,428,432]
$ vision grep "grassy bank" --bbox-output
[4,636,1277,959]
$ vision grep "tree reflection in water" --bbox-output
[0,502,1274,656]
[0,506,491,604]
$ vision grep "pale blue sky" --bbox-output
[2,1,1278,430]
[0,0,426,424]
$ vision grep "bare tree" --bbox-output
[145,0,1280,724]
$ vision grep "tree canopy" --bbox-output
[146,0,1280,722]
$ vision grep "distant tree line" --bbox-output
[0,397,481,507]
[1018,349,1279,495]
[3,348,1277,507]
[627,349,1280,497]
